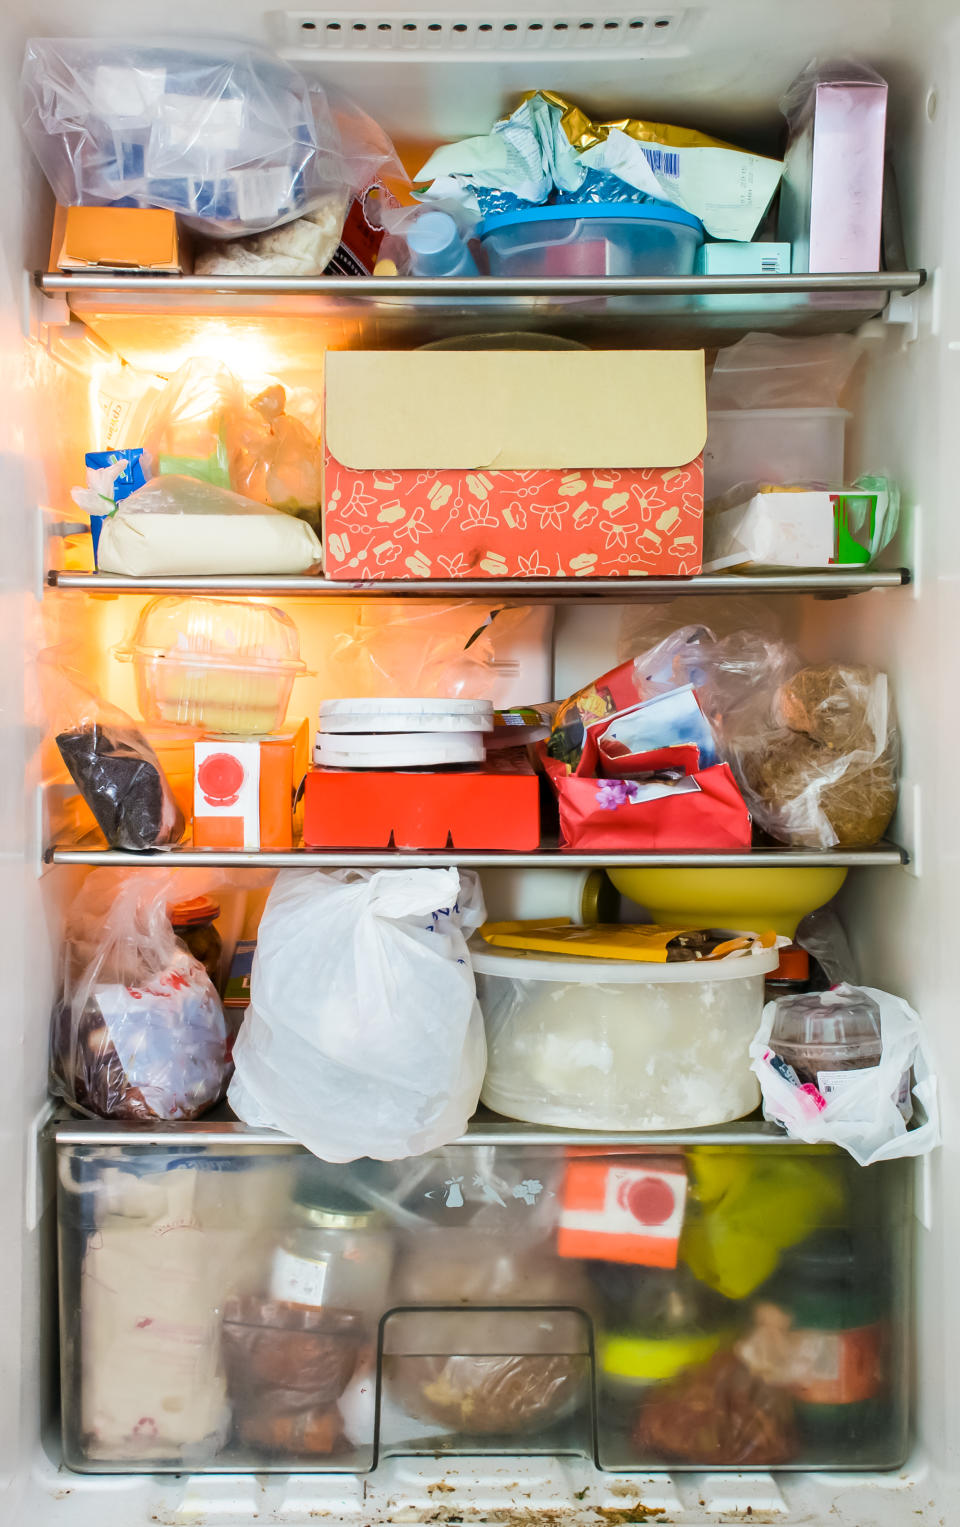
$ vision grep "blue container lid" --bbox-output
[478,200,705,239]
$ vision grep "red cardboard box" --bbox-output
[304,765,540,850]
[323,350,706,580]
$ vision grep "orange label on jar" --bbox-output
[790,1324,882,1405]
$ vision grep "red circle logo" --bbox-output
[620,1175,676,1227]
[197,752,246,808]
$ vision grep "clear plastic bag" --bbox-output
[229,868,487,1162]
[96,475,322,576]
[707,332,862,410]
[22,39,345,238]
[728,661,899,850]
[48,660,185,850]
[124,361,324,524]
[331,604,525,700]
[52,871,230,1121]
[611,629,898,850]
[751,984,940,1166]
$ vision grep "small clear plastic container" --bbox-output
[769,988,912,1118]
[117,596,306,736]
[479,201,705,278]
[704,407,849,500]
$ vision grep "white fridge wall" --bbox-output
[2,0,960,1523]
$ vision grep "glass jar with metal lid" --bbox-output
[269,1176,395,1321]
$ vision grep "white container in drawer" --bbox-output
[472,942,780,1130]
[704,406,848,500]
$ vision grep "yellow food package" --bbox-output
[479,920,777,963]
[532,89,735,153]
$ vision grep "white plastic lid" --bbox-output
[469,938,781,984]
[318,698,494,734]
[314,730,487,768]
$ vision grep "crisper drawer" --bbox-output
[55,1133,912,1475]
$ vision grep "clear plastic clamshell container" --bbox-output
[55,1132,912,1475]
[116,596,307,736]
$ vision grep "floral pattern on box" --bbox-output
[323,456,704,580]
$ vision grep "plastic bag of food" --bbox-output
[228,868,487,1162]
[612,628,897,850]
[751,984,940,1166]
[729,661,899,849]
[129,358,239,487]
[226,386,323,523]
[22,39,345,238]
[97,475,321,576]
[49,662,185,850]
[707,333,861,410]
[635,1351,797,1465]
[126,361,324,524]
[52,871,230,1120]
[416,91,783,242]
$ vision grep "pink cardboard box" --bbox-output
[322,350,706,580]
[779,65,888,273]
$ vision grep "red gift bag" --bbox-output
[539,722,751,853]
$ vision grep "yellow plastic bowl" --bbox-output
[605,865,848,938]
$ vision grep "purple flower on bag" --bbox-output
[595,779,641,810]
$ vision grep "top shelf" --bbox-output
[38,270,925,353]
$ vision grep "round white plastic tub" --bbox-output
[472,941,780,1130]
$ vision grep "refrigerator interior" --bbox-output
[1,0,958,1522]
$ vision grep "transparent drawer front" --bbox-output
[56,1140,912,1473]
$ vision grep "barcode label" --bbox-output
[640,146,681,179]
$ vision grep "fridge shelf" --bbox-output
[47,569,910,599]
[51,1107,810,1149]
[37,269,925,353]
[46,843,908,868]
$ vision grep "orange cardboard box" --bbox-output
[49,204,190,273]
[193,719,308,851]
[323,350,706,580]
[304,765,540,850]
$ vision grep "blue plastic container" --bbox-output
[479,201,704,278]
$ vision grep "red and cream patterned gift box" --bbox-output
[322,350,706,580]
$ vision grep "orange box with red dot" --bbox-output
[193,719,309,851]
[322,350,705,581]
[557,1155,688,1268]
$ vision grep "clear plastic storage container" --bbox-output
[472,942,780,1130]
[479,202,705,278]
[116,596,306,735]
[704,406,848,500]
[55,1131,912,1474]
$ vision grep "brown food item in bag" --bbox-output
[740,663,898,848]
[221,1296,362,1401]
[235,1402,344,1456]
[635,1351,797,1465]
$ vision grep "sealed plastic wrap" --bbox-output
[51,872,231,1121]
[49,663,184,851]
[96,475,321,576]
[21,39,345,238]
[229,868,487,1161]
[752,984,940,1165]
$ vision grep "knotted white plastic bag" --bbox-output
[750,983,939,1166]
[229,867,487,1162]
